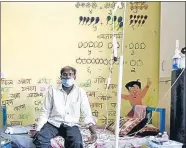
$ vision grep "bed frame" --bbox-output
[1,105,166,133]
[133,105,166,133]
[0,106,6,127]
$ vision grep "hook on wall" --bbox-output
[162,60,165,71]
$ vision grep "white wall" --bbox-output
[159,2,185,134]
[160,2,185,78]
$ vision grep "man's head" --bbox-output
[60,66,76,87]
[125,80,141,95]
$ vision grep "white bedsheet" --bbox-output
[51,128,148,148]
[0,127,148,148]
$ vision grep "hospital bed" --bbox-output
[0,105,165,148]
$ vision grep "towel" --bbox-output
[133,105,147,118]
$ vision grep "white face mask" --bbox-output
[61,78,74,87]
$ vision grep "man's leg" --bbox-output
[60,124,83,148]
[33,122,59,148]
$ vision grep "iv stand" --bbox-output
[114,2,126,148]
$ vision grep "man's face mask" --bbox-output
[61,78,74,87]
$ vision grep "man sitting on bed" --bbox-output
[33,66,97,148]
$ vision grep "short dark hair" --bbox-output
[125,79,141,90]
[60,66,77,75]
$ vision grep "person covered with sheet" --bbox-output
[121,78,152,117]
[33,66,97,148]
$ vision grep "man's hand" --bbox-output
[147,78,152,86]
[29,130,38,138]
[85,124,97,144]
[85,133,98,144]
[89,133,98,143]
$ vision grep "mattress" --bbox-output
[0,127,148,148]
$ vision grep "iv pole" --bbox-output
[114,2,127,148]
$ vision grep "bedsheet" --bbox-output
[52,128,148,148]
[0,127,148,148]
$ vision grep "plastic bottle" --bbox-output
[172,40,181,70]
[156,132,162,142]
[162,131,169,141]
[157,132,162,138]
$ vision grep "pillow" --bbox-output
[120,117,148,136]
[136,124,159,137]
[106,117,148,136]
[106,117,130,133]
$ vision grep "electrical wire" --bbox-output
[98,4,127,145]
[97,1,184,142]
[120,3,126,55]
[96,2,185,146]
[114,3,126,148]
[127,68,185,136]
[98,2,123,136]
[98,25,114,136]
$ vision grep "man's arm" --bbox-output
[36,86,53,131]
[80,89,96,134]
